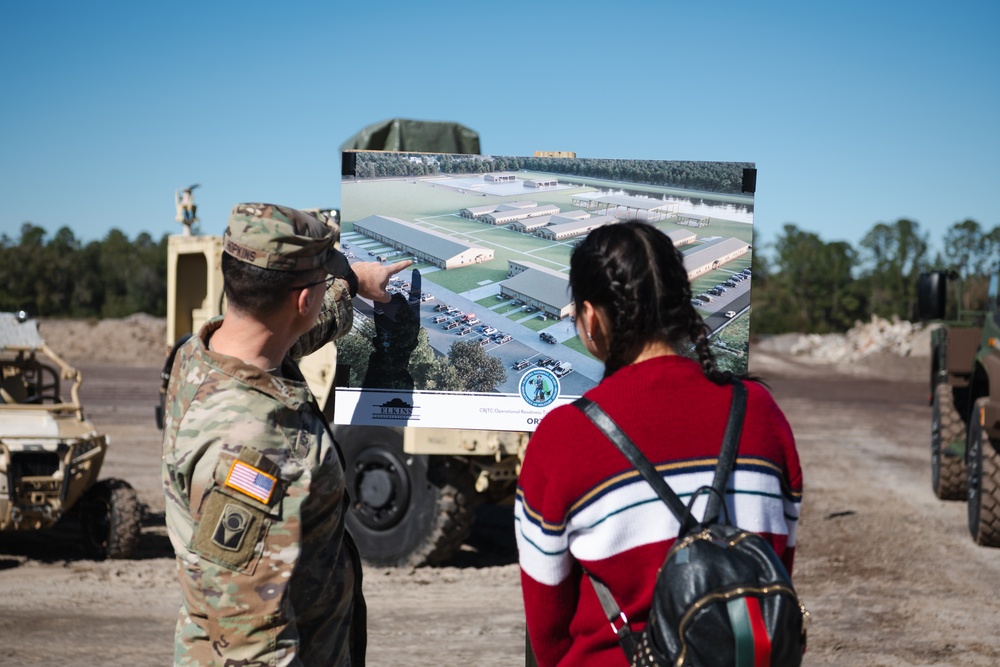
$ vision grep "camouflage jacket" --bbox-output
[162,284,363,667]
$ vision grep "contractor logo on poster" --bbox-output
[372,397,419,422]
[520,368,559,408]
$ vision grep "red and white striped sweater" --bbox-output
[515,355,802,667]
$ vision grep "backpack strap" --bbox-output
[703,379,747,525]
[573,397,691,655]
[573,380,749,658]
[574,379,747,530]
[574,396,697,534]
[588,573,639,657]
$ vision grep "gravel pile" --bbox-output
[755,316,934,382]
[786,315,932,363]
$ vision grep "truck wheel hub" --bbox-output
[352,447,411,530]
[359,469,393,507]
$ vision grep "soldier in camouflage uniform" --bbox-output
[162,203,410,666]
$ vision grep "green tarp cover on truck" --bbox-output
[340,118,480,154]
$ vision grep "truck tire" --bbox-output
[932,383,967,500]
[80,478,142,560]
[966,398,1000,546]
[337,425,476,567]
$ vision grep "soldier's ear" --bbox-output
[294,285,314,317]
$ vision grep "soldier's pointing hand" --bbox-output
[353,260,413,303]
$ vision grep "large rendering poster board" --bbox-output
[334,152,755,432]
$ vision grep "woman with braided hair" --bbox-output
[515,220,802,667]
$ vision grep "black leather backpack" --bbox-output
[574,380,807,667]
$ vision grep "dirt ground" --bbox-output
[2,318,1000,666]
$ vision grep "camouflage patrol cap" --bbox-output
[223,203,334,271]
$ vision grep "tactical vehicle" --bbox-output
[918,270,1000,545]
[158,120,529,567]
[0,311,141,558]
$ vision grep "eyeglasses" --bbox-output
[290,275,337,291]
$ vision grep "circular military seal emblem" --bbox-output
[519,368,560,408]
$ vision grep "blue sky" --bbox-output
[1,0,997,256]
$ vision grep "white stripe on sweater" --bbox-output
[516,469,798,586]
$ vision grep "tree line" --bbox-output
[0,223,168,318]
[352,152,752,195]
[752,218,998,333]
[3,217,998,335]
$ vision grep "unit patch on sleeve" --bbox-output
[225,460,277,504]
[193,489,268,571]
[213,503,253,551]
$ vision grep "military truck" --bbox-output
[0,311,142,558]
[918,270,1000,546]
[157,120,529,567]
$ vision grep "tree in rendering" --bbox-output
[448,341,507,393]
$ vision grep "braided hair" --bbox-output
[569,220,733,384]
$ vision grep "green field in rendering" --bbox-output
[343,173,754,355]
[343,176,752,288]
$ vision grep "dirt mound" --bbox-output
[36,314,166,367]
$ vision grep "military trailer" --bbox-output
[0,311,141,558]
[157,120,529,567]
[918,271,1000,545]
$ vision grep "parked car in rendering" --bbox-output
[553,362,573,377]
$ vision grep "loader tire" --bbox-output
[932,383,967,500]
[967,398,1000,546]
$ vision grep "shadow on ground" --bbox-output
[441,504,518,568]
[0,508,173,564]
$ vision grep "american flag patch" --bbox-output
[225,460,277,504]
